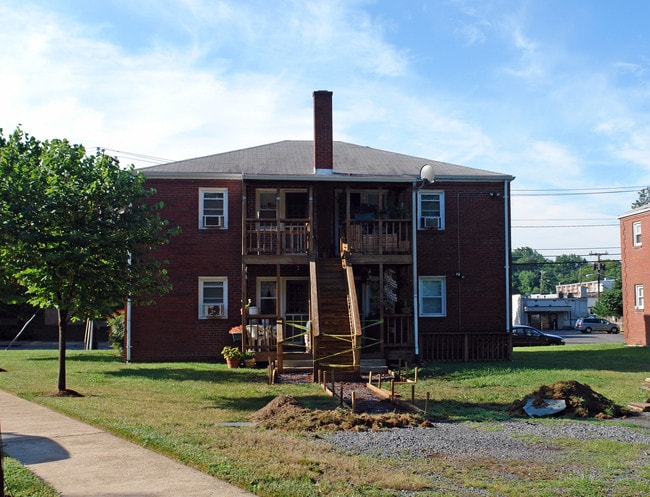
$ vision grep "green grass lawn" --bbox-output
[1,344,649,497]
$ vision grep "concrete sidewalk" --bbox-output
[0,390,258,497]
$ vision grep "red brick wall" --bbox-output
[416,182,510,336]
[129,178,243,361]
[620,212,650,346]
[313,90,333,172]
[130,177,512,361]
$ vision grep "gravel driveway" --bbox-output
[319,416,650,461]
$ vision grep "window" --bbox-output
[199,188,227,229]
[257,190,278,219]
[199,277,227,319]
[635,284,644,309]
[418,191,445,230]
[633,221,642,247]
[258,279,277,315]
[418,276,446,316]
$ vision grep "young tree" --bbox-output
[591,280,623,318]
[0,128,178,393]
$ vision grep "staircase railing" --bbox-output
[341,244,361,370]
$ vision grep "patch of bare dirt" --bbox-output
[507,380,630,419]
[250,395,432,432]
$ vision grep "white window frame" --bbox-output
[418,276,447,317]
[199,188,228,229]
[257,277,277,315]
[633,221,642,247]
[635,284,644,309]
[418,191,445,230]
[199,277,228,319]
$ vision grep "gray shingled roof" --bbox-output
[139,140,512,182]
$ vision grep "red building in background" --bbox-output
[619,205,650,346]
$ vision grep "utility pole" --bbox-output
[539,270,545,294]
[589,251,608,299]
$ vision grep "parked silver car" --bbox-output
[574,317,619,334]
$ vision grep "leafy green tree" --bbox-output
[511,247,547,294]
[552,254,587,284]
[631,186,650,209]
[591,279,623,318]
[0,128,178,393]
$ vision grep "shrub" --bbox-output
[106,310,125,355]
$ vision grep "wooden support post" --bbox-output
[368,371,372,384]
[322,370,327,390]
[390,379,395,400]
[414,367,418,383]
[339,384,344,408]
[411,384,415,405]
[424,392,430,415]
[378,375,382,390]
[331,371,335,394]
[351,391,356,413]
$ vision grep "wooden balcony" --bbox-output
[245,219,310,256]
[344,219,412,256]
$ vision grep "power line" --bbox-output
[512,185,646,196]
[93,147,173,165]
[513,223,619,228]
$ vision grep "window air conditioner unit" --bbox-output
[421,217,440,229]
[203,215,224,228]
[204,304,224,317]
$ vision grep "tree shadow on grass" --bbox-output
[102,366,270,384]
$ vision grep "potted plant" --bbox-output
[221,346,243,368]
[243,349,256,368]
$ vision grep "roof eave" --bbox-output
[139,171,514,183]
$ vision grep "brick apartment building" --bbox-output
[128,91,514,373]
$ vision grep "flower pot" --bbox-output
[244,358,256,368]
[226,358,241,369]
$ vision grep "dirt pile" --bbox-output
[507,380,630,419]
[250,395,432,432]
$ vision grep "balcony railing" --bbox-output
[245,219,310,256]
[344,219,412,255]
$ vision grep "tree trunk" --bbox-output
[57,309,68,392]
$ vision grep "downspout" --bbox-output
[126,249,132,362]
[126,297,132,362]
[503,180,512,355]
[411,184,419,357]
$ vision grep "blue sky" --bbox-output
[2,0,650,262]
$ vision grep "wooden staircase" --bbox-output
[313,259,359,375]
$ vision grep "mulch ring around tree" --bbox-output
[250,395,432,432]
[507,380,631,419]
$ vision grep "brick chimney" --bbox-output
[313,90,333,174]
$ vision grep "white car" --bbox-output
[574,317,619,334]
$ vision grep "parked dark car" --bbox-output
[510,325,565,346]
[574,317,619,334]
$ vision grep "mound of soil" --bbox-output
[250,395,432,432]
[507,380,629,419]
